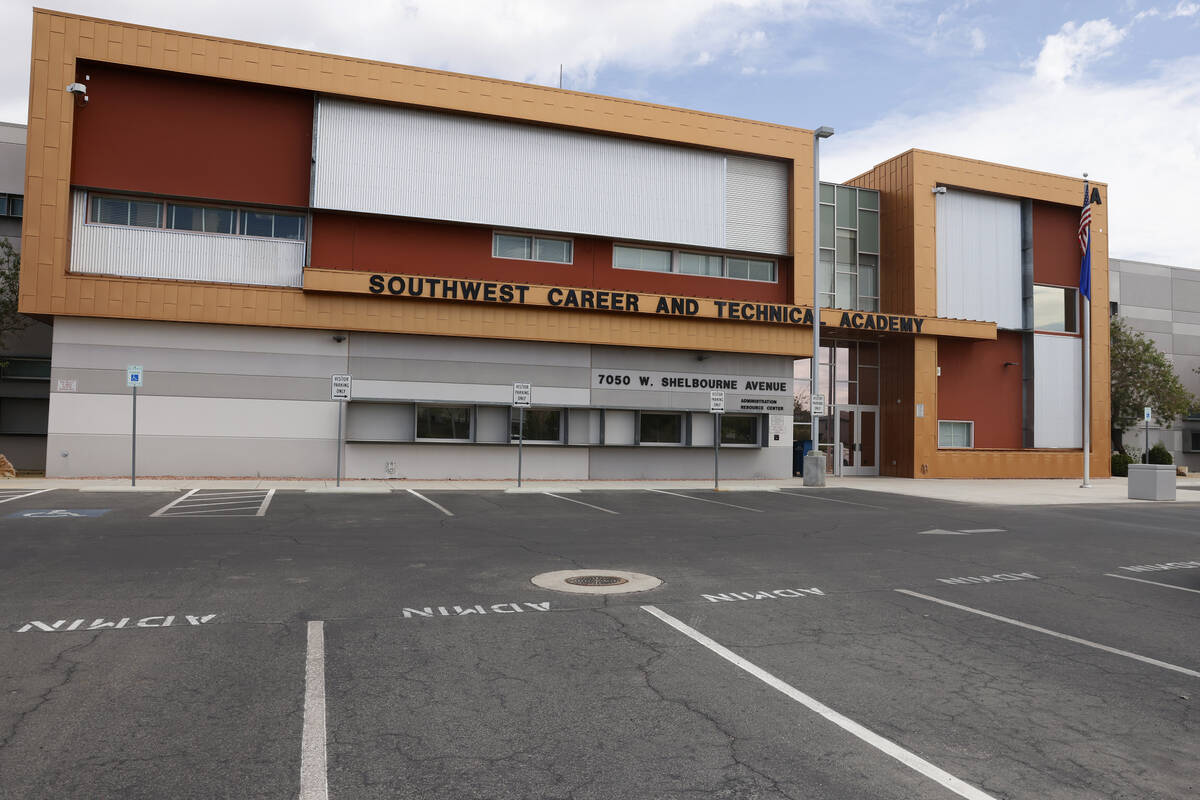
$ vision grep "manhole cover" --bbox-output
[531,569,662,595]
[565,575,629,587]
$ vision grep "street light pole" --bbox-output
[804,126,834,487]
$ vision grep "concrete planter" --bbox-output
[1128,464,1176,501]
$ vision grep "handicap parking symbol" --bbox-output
[8,509,111,519]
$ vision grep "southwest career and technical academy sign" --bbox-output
[341,272,931,334]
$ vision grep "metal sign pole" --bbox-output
[713,412,720,491]
[518,407,525,488]
[330,374,352,487]
[131,385,137,487]
[336,400,343,487]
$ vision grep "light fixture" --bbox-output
[66,78,88,106]
[931,186,947,194]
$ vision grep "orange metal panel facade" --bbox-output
[20,10,1111,479]
[19,9,816,358]
[850,150,1111,478]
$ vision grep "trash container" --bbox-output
[1127,464,1176,501]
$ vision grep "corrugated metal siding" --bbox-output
[935,189,1022,328]
[1033,333,1082,448]
[315,98,745,249]
[69,190,305,287]
[725,156,789,254]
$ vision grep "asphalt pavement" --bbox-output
[1,486,1197,799]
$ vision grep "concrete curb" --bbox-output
[78,486,182,492]
[304,487,392,494]
[505,487,582,494]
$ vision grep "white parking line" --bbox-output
[0,488,54,505]
[151,489,200,517]
[299,620,328,800]
[151,489,273,518]
[646,489,762,512]
[776,490,886,510]
[895,589,1200,679]
[1104,572,1200,595]
[407,488,454,516]
[543,492,619,514]
[642,605,997,800]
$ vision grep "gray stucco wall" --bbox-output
[1111,258,1200,470]
[46,317,794,479]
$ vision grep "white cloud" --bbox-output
[1034,19,1127,85]
[1168,1,1199,17]
[969,27,986,52]
[824,53,1200,268]
[0,0,881,122]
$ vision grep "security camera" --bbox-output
[332,334,347,343]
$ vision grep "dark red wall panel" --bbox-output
[1033,201,1082,288]
[311,213,793,304]
[937,332,1024,449]
[71,62,312,207]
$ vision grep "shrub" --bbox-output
[1148,442,1174,465]
[1112,452,1134,477]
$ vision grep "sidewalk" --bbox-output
[3,475,1199,505]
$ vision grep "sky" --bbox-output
[0,0,1197,268]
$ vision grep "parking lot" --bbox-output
[1,486,1197,799]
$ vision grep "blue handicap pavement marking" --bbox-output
[8,508,112,519]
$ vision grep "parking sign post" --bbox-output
[513,383,532,487]
[331,375,352,487]
[126,366,143,486]
[711,391,725,490]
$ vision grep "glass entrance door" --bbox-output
[835,405,879,476]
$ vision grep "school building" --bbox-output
[14,9,1111,480]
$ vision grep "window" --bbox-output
[1034,285,1078,333]
[90,195,161,227]
[818,182,881,311]
[678,252,723,276]
[240,210,305,240]
[639,412,684,445]
[511,408,563,442]
[169,204,235,235]
[614,245,777,282]
[87,193,305,240]
[938,420,974,448]
[416,406,472,441]
[492,232,573,263]
[0,358,51,380]
[720,415,759,445]
[1187,430,1200,452]
[614,245,672,273]
[0,193,22,218]
[726,257,775,282]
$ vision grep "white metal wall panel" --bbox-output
[725,156,789,254]
[69,190,305,287]
[1033,333,1082,448]
[936,189,1022,328]
[315,98,748,250]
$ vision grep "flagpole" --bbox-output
[1080,173,1092,488]
[1082,293,1091,487]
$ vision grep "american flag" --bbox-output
[1078,181,1092,300]
[1078,183,1092,255]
